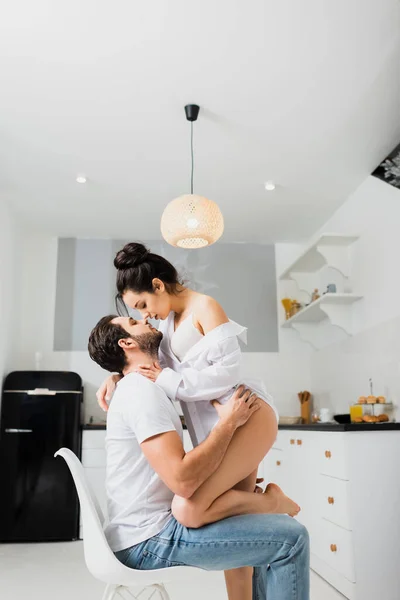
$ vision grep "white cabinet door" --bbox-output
[183,430,193,451]
[81,448,106,467]
[262,448,286,491]
[82,430,106,448]
[319,475,352,531]
[85,468,107,516]
[313,519,356,583]
[317,433,349,481]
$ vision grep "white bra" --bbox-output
[170,313,203,362]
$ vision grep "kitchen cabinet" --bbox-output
[81,427,400,600]
[261,427,400,600]
[80,430,107,539]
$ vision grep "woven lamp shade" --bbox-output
[161,194,224,249]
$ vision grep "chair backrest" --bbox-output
[54,448,120,580]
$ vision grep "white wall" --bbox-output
[0,200,20,387]
[277,176,400,417]
[13,233,106,422]
[9,176,400,425]
[13,231,311,423]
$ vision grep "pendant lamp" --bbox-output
[161,105,224,249]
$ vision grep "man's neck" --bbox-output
[123,351,157,376]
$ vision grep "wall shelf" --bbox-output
[281,293,363,349]
[279,234,359,284]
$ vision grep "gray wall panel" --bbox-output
[55,239,279,352]
[54,238,76,351]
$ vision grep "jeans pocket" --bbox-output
[140,548,186,570]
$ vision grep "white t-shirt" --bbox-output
[104,372,183,552]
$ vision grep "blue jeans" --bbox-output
[115,514,310,600]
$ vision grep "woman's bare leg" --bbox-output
[172,404,299,600]
[171,402,300,526]
[224,470,258,600]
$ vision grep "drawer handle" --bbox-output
[327,496,335,505]
[325,450,332,459]
[330,544,337,553]
[297,439,302,446]
[290,439,295,445]
[276,460,281,466]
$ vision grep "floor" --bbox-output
[0,542,343,600]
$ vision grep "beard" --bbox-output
[131,330,163,359]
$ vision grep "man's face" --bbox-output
[112,316,157,337]
[112,316,163,356]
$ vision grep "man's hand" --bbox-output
[136,361,163,382]
[211,385,261,429]
[96,373,122,411]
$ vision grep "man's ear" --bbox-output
[152,278,165,294]
[117,337,137,350]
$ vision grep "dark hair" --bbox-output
[88,315,130,373]
[114,242,182,297]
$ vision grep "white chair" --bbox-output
[55,448,205,600]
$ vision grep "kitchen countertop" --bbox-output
[82,416,188,431]
[278,422,400,431]
[82,422,400,432]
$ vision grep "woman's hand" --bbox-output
[211,385,261,429]
[96,374,122,411]
[136,361,163,382]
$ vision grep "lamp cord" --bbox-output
[190,121,194,195]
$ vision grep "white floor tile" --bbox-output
[0,541,334,600]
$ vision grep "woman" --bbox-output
[97,242,299,600]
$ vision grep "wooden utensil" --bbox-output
[299,390,311,424]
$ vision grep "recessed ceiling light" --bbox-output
[76,175,87,184]
[264,181,276,191]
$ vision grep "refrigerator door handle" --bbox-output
[5,429,33,433]
[4,390,81,394]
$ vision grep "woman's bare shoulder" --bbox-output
[192,294,229,333]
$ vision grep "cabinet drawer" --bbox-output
[273,431,288,450]
[81,448,106,468]
[262,449,285,488]
[82,430,106,449]
[319,475,352,531]
[317,433,349,480]
[313,518,355,583]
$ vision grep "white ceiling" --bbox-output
[1,0,400,243]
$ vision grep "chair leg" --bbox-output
[102,583,118,600]
[153,584,170,600]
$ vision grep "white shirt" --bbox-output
[156,313,278,446]
[104,372,182,552]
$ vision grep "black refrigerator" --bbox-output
[0,371,82,542]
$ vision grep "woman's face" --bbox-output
[122,285,171,321]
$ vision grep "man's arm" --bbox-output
[140,386,260,499]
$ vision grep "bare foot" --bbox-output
[264,483,300,517]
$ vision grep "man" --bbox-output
[88,315,310,600]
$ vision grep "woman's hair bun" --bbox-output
[114,242,150,270]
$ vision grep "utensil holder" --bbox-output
[301,399,311,424]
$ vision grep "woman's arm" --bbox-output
[139,296,242,403]
[96,373,122,411]
[156,337,242,402]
